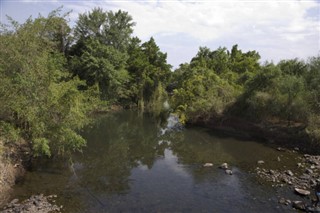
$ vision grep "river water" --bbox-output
[10,111,304,212]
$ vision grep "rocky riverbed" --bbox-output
[254,148,320,212]
[0,194,61,213]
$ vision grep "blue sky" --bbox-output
[1,0,319,68]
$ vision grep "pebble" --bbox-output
[255,153,320,211]
[286,170,294,176]
[292,201,306,211]
[219,163,228,170]
[294,188,310,196]
[1,194,61,213]
[225,169,233,175]
[279,198,286,204]
[305,168,313,174]
[203,163,213,167]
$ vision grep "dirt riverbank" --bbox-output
[0,139,30,206]
[0,140,61,212]
[191,115,320,155]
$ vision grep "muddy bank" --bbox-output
[0,139,31,207]
[0,141,61,213]
[191,115,320,155]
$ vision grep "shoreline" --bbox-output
[189,115,320,155]
[0,139,31,207]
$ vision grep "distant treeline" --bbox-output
[0,7,319,156]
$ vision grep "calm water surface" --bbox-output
[11,111,303,212]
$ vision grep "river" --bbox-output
[10,111,305,212]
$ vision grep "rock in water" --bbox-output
[286,170,294,176]
[203,163,213,167]
[278,198,286,204]
[305,168,313,174]
[292,201,306,211]
[294,188,310,196]
[225,169,233,175]
[219,163,228,169]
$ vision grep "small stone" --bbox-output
[13,203,20,207]
[277,156,281,162]
[285,200,291,205]
[300,174,310,180]
[292,201,306,211]
[294,188,310,196]
[219,163,228,170]
[277,147,285,151]
[306,206,320,212]
[294,147,299,151]
[286,170,294,176]
[257,160,265,164]
[279,197,286,204]
[33,200,40,207]
[203,163,213,167]
[297,163,302,167]
[10,199,19,204]
[225,169,233,175]
[305,168,313,174]
[310,179,317,186]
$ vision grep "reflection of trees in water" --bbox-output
[73,111,168,194]
[71,111,235,195]
[169,129,233,164]
[167,129,235,182]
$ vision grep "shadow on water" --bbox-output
[10,111,302,212]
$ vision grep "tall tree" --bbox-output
[0,9,95,156]
[126,37,172,111]
[70,8,135,103]
[104,10,135,51]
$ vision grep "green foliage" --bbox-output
[172,67,239,122]
[307,114,320,142]
[0,7,174,156]
[171,45,320,144]
[33,138,51,157]
[69,37,128,101]
[126,37,172,111]
[0,121,21,143]
[1,5,319,156]
[241,60,310,123]
[171,45,258,122]
[70,7,139,105]
[0,8,95,156]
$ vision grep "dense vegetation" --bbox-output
[0,7,319,157]
[170,46,320,144]
[0,8,171,156]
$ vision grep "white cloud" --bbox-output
[2,0,319,67]
[90,0,318,42]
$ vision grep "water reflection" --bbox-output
[11,111,298,212]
